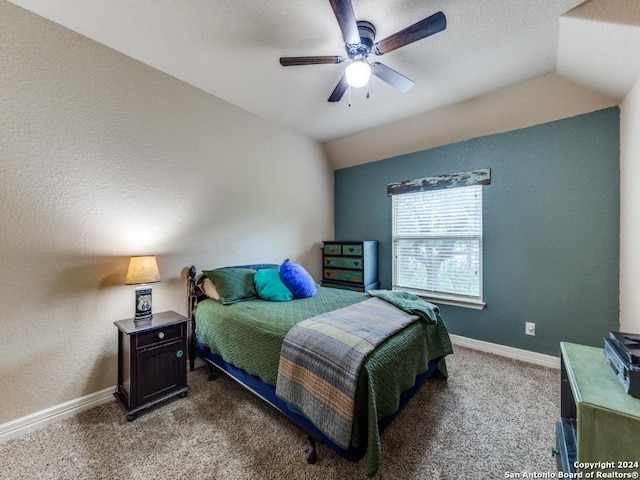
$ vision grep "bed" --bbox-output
[187,263,453,477]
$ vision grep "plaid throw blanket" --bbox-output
[275,296,427,449]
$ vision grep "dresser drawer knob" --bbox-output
[158,331,165,340]
[354,261,360,267]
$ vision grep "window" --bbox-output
[390,170,488,309]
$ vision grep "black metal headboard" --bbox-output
[187,263,279,370]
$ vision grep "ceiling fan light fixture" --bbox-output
[345,60,371,88]
[278,2,447,103]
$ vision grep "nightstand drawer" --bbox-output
[323,256,363,270]
[136,323,183,348]
[324,268,364,283]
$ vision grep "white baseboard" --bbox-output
[450,334,560,369]
[0,386,115,444]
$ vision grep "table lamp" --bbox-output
[125,255,161,321]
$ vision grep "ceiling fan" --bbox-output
[279,0,447,103]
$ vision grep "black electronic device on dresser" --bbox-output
[114,311,189,421]
[322,240,379,292]
[604,331,640,398]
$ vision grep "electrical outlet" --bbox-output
[525,322,536,336]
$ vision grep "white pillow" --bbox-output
[201,277,220,300]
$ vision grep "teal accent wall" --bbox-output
[334,108,620,356]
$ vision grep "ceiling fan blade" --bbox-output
[328,0,360,45]
[374,11,446,55]
[280,56,344,66]
[371,62,415,92]
[328,74,349,102]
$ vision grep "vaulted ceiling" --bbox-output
[7,0,640,161]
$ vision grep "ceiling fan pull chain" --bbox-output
[348,86,352,107]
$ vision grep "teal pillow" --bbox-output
[253,268,294,302]
[202,268,257,305]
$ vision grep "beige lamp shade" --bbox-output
[124,256,161,285]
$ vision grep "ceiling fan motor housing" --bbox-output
[348,21,376,60]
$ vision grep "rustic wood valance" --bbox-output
[387,168,491,196]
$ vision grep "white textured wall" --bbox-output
[620,75,640,334]
[0,2,333,423]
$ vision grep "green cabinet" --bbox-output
[322,240,379,292]
[556,342,640,476]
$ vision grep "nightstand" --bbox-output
[114,311,189,421]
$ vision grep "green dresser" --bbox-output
[556,342,640,476]
[322,240,379,292]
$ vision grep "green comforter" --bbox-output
[195,286,452,476]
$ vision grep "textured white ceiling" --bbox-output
[6,0,640,145]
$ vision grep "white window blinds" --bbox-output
[391,175,486,308]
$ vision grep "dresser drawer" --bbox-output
[136,323,183,348]
[322,281,365,292]
[323,256,364,270]
[323,243,363,256]
[323,244,342,255]
[322,281,381,292]
[323,268,364,284]
[341,244,362,256]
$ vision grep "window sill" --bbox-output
[393,288,486,310]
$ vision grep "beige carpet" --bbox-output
[0,346,559,479]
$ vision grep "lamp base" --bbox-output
[134,285,153,321]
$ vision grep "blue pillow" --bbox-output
[253,268,294,302]
[280,261,317,298]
